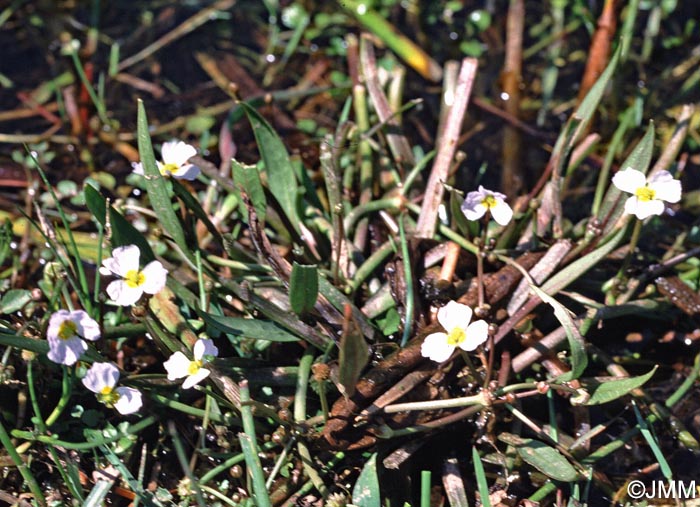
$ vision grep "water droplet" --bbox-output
[356,3,367,15]
[265,54,276,63]
[500,92,510,101]
[449,32,458,40]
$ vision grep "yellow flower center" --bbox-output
[481,195,497,209]
[97,386,120,406]
[188,360,202,375]
[160,163,178,176]
[635,186,656,202]
[57,320,78,340]
[124,269,145,288]
[446,327,466,346]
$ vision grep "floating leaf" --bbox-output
[199,312,300,343]
[578,366,657,406]
[289,263,319,315]
[337,304,369,398]
[352,453,380,507]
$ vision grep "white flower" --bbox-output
[100,245,167,306]
[132,140,200,180]
[612,168,682,220]
[46,310,101,366]
[163,338,219,389]
[421,301,489,362]
[82,362,143,415]
[461,185,513,226]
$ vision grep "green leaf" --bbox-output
[199,312,301,343]
[136,100,191,259]
[171,179,223,247]
[528,285,587,381]
[0,289,32,314]
[541,225,626,296]
[337,305,369,398]
[573,41,623,143]
[352,453,380,507]
[232,158,266,224]
[239,101,300,233]
[514,438,579,482]
[84,183,155,263]
[472,447,492,507]
[579,366,657,406]
[289,263,319,315]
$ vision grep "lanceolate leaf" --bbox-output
[84,183,155,263]
[579,366,657,406]
[338,304,369,398]
[529,285,587,381]
[199,312,301,343]
[289,263,319,315]
[352,453,381,507]
[515,438,579,482]
[239,101,300,233]
[232,158,266,224]
[136,100,191,260]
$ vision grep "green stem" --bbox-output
[666,353,700,408]
[12,416,157,450]
[239,381,272,507]
[399,215,414,347]
[295,350,328,496]
[349,240,394,291]
[615,218,643,289]
[0,416,46,506]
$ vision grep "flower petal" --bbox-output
[47,336,86,366]
[612,168,646,194]
[460,319,489,351]
[649,171,681,203]
[47,310,72,340]
[106,280,143,306]
[421,332,455,362]
[625,196,664,219]
[82,362,120,393]
[161,141,197,167]
[171,163,201,181]
[73,310,101,341]
[113,387,143,415]
[102,245,140,277]
[194,338,219,361]
[131,162,145,176]
[140,261,168,295]
[182,368,211,389]
[461,187,489,221]
[490,200,513,226]
[437,301,472,333]
[164,352,191,380]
